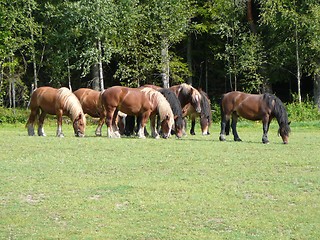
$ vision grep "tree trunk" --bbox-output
[295,24,302,103]
[187,34,192,85]
[314,72,320,111]
[247,0,257,34]
[66,55,72,91]
[98,39,104,90]
[91,64,100,91]
[161,38,170,88]
[29,2,37,89]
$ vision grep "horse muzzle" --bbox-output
[75,131,85,137]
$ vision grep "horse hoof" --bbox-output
[262,141,269,144]
[234,138,242,142]
[219,137,226,141]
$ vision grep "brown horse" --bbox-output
[73,88,105,136]
[219,91,291,144]
[26,87,86,137]
[182,89,212,135]
[170,83,202,113]
[100,86,174,139]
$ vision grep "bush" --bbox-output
[0,107,29,124]
[286,101,320,122]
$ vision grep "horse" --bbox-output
[26,86,86,137]
[73,88,105,136]
[219,91,291,144]
[123,86,185,138]
[170,83,202,113]
[158,88,184,138]
[182,89,212,135]
[100,86,174,139]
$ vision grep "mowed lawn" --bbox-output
[0,121,319,239]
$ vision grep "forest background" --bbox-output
[1,0,320,110]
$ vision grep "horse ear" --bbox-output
[78,113,82,120]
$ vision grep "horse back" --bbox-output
[30,87,58,115]
[102,86,151,115]
[74,88,101,117]
[222,91,267,120]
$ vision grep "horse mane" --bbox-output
[158,88,183,117]
[180,83,202,103]
[263,93,290,135]
[141,87,174,125]
[57,87,86,124]
[199,90,212,124]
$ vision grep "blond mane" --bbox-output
[57,87,86,124]
[141,87,174,125]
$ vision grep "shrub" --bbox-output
[286,101,320,122]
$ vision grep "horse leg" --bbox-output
[219,114,230,141]
[231,113,242,141]
[150,113,160,139]
[27,108,39,136]
[95,114,105,136]
[137,112,150,139]
[262,117,270,144]
[182,117,187,136]
[112,110,121,138]
[37,110,47,136]
[190,116,196,135]
[56,110,64,137]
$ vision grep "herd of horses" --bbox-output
[26,83,291,144]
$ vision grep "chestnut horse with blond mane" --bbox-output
[73,88,105,136]
[100,86,174,139]
[219,91,291,144]
[26,87,86,137]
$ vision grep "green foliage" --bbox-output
[0,107,29,124]
[286,98,320,122]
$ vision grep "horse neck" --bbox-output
[271,98,288,127]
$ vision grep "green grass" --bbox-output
[0,121,319,239]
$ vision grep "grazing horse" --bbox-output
[158,88,184,138]
[170,83,202,113]
[182,89,212,135]
[100,86,174,139]
[124,85,184,138]
[26,86,86,137]
[219,91,291,144]
[73,88,105,136]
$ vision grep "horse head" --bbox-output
[160,114,174,139]
[190,88,202,113]
[278,121,291,144]
[199,115,211,135]
[73,113,86,137]
[173,115,184,138]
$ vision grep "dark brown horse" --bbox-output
[219,91,291,144]
[170,83,202,113]
[73,88,105,136]
[182,89,212,135]
[26,87,86,137]
[100,86,174,139]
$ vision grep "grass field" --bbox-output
[0,121,319,239]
